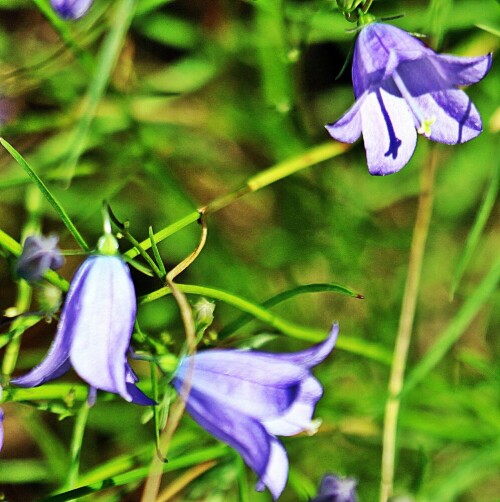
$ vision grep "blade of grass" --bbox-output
[31,0,94,71]
[140,283,391,364]
[450,163,499,298]
[219,282,364,338]
[0,138,89,251]
[40,445,229,502]
[61,0,137,183]
[404,254,500,395]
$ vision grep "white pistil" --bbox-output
[392,70,436,137]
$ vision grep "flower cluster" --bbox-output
[326,22,492,175]
[9,234,337,498]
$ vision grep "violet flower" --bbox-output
[12,234,153,405]
[50,0,93,20]
[311,474,358,502]
[172,323,339,500]
[16,235,64,282]
[326,22,492,175]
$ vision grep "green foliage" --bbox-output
[0,0,498,500]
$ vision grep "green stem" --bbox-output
[126,141,348,259]
[140,283,391,364]
[1,280,33,377]
[62,0,137,183]
[2,186,42,377]
[31,0,94,71]
[380,150,437,502]
[65,401,91,491]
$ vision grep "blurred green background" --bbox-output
[0,0,498,500]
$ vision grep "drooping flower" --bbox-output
[50,0,93,20]
[16,235,64,282]
[172,323,339,500]
[12,234,153,405]
[326,22,492,175]
[311,474,358,502]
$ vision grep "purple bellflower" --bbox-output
[16,235,64,282]
[311,474,358,502]
[326,22,492,175]
[12,234,153,405]
[172,323,339,500]
[50,0,93,20]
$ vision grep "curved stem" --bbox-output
[126,142,348,260]
[379,149,437,502]
[141,218,208,502]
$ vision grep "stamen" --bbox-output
[392,71,436,137]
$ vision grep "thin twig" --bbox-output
[380,149,437,502]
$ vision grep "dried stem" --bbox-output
[380,149,437,502]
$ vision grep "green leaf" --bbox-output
[219,282,363,337]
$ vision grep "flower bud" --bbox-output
[16,235,64,282]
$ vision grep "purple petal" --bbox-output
[433,53,492,86]
[269,323,339,368]
[11,256,99,387]
[263,374,323,436]
[326,99,363,144]
[69,256,138,402]
[184,387,288,500]
[360,88,416,175]
[50,0,93,19]
[16,235,64,282]
[174,354,308,419]
[125,365,155,405]
[255,437,288,500]
[312,474,358,502]
[414,89,482,144]
[353,23,431,97]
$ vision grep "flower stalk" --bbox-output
[380,148,437,502]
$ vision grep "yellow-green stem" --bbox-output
[380,149,437,502]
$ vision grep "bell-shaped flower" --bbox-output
[12,234,153,405]
[172,323,339,500]
[311,473,358,502]
[326,22,492,175]
[16,235,64,282]
[50,0,93,20]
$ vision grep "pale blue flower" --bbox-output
[326,23,492,175]
[12,254,153,405]
[173,324,339,500]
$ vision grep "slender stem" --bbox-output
[2,186,42,377]
[380,149,437,502]
[141,219,208,502]
[126,142,348,259]
[140,283,392,364]
[62,0,137,183]
[65,401,91,491]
